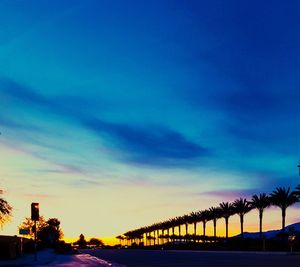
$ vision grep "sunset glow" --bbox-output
[0,1,299,245]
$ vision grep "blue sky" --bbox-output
[0,0,300,240]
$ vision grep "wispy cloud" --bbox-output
[201,189,257,201]
[0,78,209,168]
[23,193,53,200]
[83,118,210,166]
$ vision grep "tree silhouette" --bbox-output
[233,198,253,238]
[199,210,210,242]
[251,193,270,239]
[38,218,63,246]
[175,216,184,238]
[75,234,87,249]
[18,216,47,238]
[116,235,125,246]
[189,211,200,238]
[119,185,300,247]
[89,238,104,247]
[270,187,298,231]
[219,202,234,240]
[209,207,222,240]
[0,191,12,229]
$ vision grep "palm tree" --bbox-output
[199,210,210,242]
[189,211,200,236]
[233,198,253,238]
[209,207,222,239]
[176,216,183,238]
[270,187,298,231]
[181,214,190,243]
[183,214,190,236]
[116,235,124,246]
[251,193,270,239]
[219,202,233,240]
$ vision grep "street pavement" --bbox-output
[83,249,300,267]
[0,249,125,267]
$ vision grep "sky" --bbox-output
[0,0,300,244]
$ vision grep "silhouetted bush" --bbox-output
[55,241,74,254]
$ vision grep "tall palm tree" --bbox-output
[176,216,184,238]
[199,210,210,242]
[183,214,190,236]
[233,198,253,238]
[219,202,233,240]
[180,214,190,243]
[209,207,222,239]
[116,235,125,246]
[270,187,298,231]
[189,211,200,236]
[251,193,270,239]
[168,218,177,242]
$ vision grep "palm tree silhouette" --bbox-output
[233,198,253,238]
[116,235,125,246]
[189,211,200,237]
[270,187,298,231]
[219,202,234,240]
[176,216,183,238]
[199,210,210,242]
[181,214,190,243]
[168,218,177,243]
[209,207,222,240]
[251,193,270,239]
[182,214,190,237]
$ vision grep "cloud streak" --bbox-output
[83,118,210,166]
[0,78,209,167]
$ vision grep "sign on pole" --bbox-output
[19,229,30,235]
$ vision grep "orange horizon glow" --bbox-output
[62,206,300,247]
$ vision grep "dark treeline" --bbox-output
[117,186,300,249]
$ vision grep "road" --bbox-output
[82,249,300,267]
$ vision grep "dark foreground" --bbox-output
[82,249,300,267]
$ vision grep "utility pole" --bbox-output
[31,203,39,261]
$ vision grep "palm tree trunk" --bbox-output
[178,225,181,237]
[193,222,197,243]
[282,207,286,231]
[185,223,188,243]
[240,214,244,238]
[213,218,217,240]
[203,221,206,243]
[259,210,263,239]
[225,217,229,239]
[172,227,175,243]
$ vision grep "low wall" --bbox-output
[0,235,22,259]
